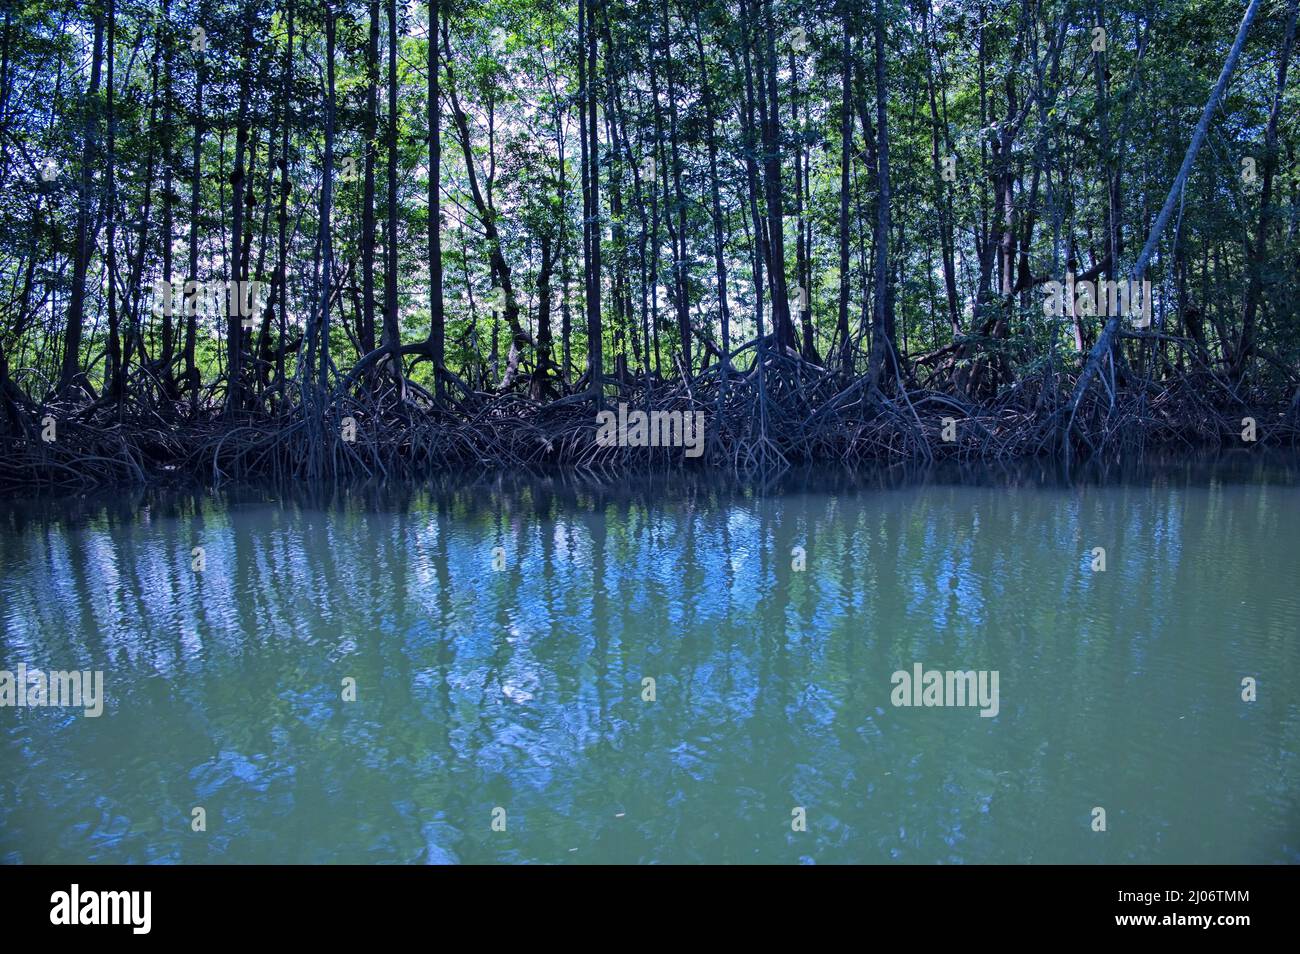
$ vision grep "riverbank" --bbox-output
[3,357,1297,491]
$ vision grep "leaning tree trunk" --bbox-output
[1065,0,1262,450]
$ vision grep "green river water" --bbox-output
[1,457,1297,863]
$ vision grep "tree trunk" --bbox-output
[184,0,205,408]
[59,6,104,395]
[105,0,122,400]
[1235,0,1296,380]
[836,6,854,372]
[867,0,896,389]
[308,5,337,398]
[691,7,731,383]
[659,0,690,376]
[226,2,256,413]
[159,0,177,394]
[361,0,379,358]
[383,0,403,394]
[427,0,445,396]
[756,0,795,353]
[582,0,602,402]
[920,0,960,338]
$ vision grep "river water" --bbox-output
[1,456,1297,863]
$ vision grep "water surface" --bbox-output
[1,457,1298,863]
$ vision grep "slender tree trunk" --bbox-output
[105,0,122,400]
[645,20,665,382]
[427,0,445,396]
[269,0,295,399]
[599,16,629,380]
[756,0,794,352]
[59,6,104,395]
[691,7,731,382]
[361,0,379,358]
[531,233,556,400]
[226,2,255,413]
[740,11,768,356]
[127,25,162,385]
[867,0,896,389]
[159,0,176,394]
[556,94,573,385]
[184,1,206,408]
[383,0,403,393]
[582,0,602,402]
[310,5,337,397]
[921,0,960,338]
[1235,0,1296,380]
[790,45,816,362]
[659,0,690,376]
[836,6,854,373]
[1093,0,1123,371]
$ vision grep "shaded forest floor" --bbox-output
[2,347,1298,492]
